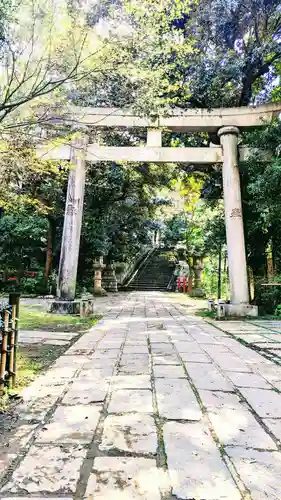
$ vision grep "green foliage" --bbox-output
[202,256,228,300]
[19,306,100,331]
[20,272,46,295]
[241,121,281,275]
[274,304,281,317]
[0,211,51,294]
[163,213,187,248]
[0,133,68,213]
[255,282,281,315]
[93,0,281,113]
[0,213,48,272]
[195,309,216,319]
[186,201,226,257]
[76,161,177,286]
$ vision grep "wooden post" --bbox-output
[9,293,20,388]
[188,276,192,295]
[0,310,9,394]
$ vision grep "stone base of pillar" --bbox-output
[49,298,95,316]
[224,304,258,318]
[49,300,81,315]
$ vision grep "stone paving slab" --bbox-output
[62,380,109,404]
[181,351,211,363]
[186,363,234,391]
[199,390,246,411]
[19,330,77,346]
[85,457,165,499]
[164,421,241,499]
[110,374,151,390]
[253,363,281,384]
[20,330,77,339]
[239,388,281,418]
[150,343,175,354]
[225,371,272,389]
[211,355,252,373]
[43,339,70,345]
[152,353,180,365]
[123,345,149,354]
[226,447,281,500]
[2,292,281,500]
[36,405,101,444]
[209,408,277,449]
[79,366,115,379]
[2,445,86,494]
[108,389,153,414]
[119,354,150,375]
[262,418,281,441]
[155,378,202,420]
[153,363,186,378]
[100,414,157,454]
[90,348,120,358]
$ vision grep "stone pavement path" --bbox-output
[1,292,281,499]
[211,319,281,365]
[19,329,78,346]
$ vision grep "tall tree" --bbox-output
[0,0,111,126]
[89,0,281,111]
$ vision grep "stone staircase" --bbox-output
[125,248,176,292]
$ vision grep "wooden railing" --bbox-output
[0,293,20,394]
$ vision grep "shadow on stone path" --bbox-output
[0,291,281,499]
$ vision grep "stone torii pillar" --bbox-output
[57,133,88,301]
[218,126,257,316]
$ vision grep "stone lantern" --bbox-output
[102,262,118,293]
[93,257,107,296]
[191,257,205,298]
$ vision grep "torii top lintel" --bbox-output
[51,101,281,132]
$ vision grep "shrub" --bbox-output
[254,277,281,315]
[274,304,281,316]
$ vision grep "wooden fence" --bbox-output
[0,293,20,394]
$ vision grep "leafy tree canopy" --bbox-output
[89,0,281,111]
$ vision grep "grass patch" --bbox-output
[195,309,216,318]
[15,344,68,389]
[19,306,100,332]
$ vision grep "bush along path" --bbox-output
[0,291,281,499]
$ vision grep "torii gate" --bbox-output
[37,101,281,316]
